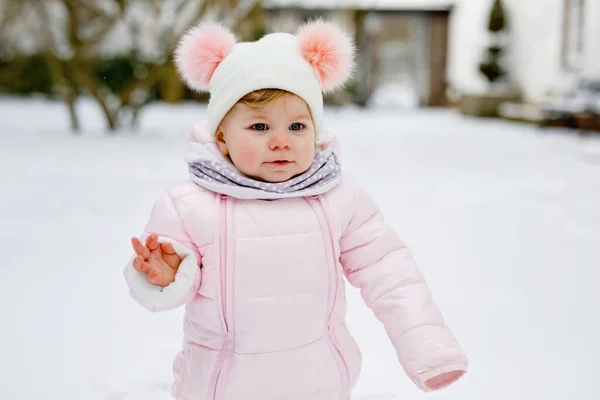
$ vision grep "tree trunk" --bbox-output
[130,106,142,130]
[66,94,80,132]
[161,63,184,103]
[354,10,370,107]
[98,98,118,132]
[71,64,119,132]
[43,53,82,133]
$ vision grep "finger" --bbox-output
[133,256,150,273]
[131,237,142,254]
[145,233,160,252]
[131,237,150,259]
[161,243,181,269]
[161,242,176,255]
[146,234,164,259]
[132,255,143,271]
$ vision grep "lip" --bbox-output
[266,161,293,167]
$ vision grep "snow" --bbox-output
[370,82,420,108]
[1,96,600,399]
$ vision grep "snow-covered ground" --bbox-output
[1,97,599,400]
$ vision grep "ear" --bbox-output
[174,22,237,92]
[215,127,229,156]
[296,19,356,93]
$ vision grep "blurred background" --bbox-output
[1,1,599,400]
[1,0,600,126]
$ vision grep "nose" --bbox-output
[268,129,291,150]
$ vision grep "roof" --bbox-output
[262,0,455,11]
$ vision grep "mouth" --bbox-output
[266,160,293,167]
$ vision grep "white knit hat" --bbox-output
[174,20,355,145]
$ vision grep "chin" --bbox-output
[263,175,291,183]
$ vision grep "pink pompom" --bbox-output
[297,19,356,93]
[174,23,237,92]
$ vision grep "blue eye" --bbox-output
[251,123,268,131]
[290,123,304,131]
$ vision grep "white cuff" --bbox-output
[124,236,199,310]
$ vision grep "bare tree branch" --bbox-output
[30,1,60,55]
[0,0,20,37]
[225,0,260,30]
[62,0,82,49]
[6,0,264,133]
[164,0,209,53]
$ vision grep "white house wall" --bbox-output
[448,0,600,103]
[582,0,600,78]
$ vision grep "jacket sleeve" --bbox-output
[339,183,467,391]
[123,190,202,313]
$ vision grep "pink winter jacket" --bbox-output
[124,123,468,400]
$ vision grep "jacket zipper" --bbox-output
[209,195,348,399]
[311,196,350,399]
[208,194,235,400]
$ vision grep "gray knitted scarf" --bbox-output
[188,150,341,199]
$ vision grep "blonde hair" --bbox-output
[238,89,290,108]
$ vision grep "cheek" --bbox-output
[230,137,262,166]
[296,136,316,166]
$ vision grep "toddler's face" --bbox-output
[216,94,316,183]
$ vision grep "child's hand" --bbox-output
[131,233,181,287]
